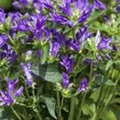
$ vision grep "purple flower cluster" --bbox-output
[0,0,118,106]
[0,79,23,106]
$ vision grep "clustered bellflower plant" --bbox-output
[0,0,120,120]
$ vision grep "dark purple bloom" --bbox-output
[112,44,118,51]
[14,86,24,98]
[12,1,23,9]
[0,9,6,23]
[97,54,102,61]
[59,3,72,16]
[0,35,8,47]
[0,79,23,106]
[84,4,94,15]
[116,4,120,13]
[49,13,74,26]
[74,0,89,12]
[104,16,110,24]
[12,0,28,9]
[97,37,112,50]
[94,0,106,11]
[104,54,111,59]
[60,55,74,72]
[77,78,87,92]
[0,91,14,106]
[17,23,28,32]
[19,0,29,6]
[78,12,88,23]
[62,72,69,88]
[69,39,80,52]
[0,44,17,64]
[51,29,58,36]
[6,78,18,94]
[36,50,41,57]
[29,14,47,40]
[50,41,60,57]
[0,51,6,60]
[83,59,92,66]
[21,63,33,86]
[56,34,66,46]
[78,4,93,23]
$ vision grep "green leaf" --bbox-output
[82,103,96,116]
[106,60,113,71]
[101,109,117,120]
[31,63,62,83]
[40,96,57,119]
[95,74,115,86]
[40,43,50,64]
[111,104,120,120]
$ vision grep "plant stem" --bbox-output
[68,97,75,120]
[34,108,43,120]
[76,92,87,120]
[32,84,43,120]
[57,90,63,120]
[60,97,64,109]
[77,62,93,120]
[11,106,22,120]
[97,74,120,120]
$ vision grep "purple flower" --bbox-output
[36,50,41,57]
[14,86,24,98]
[78,12,88,23]
[0,34,8,47]
[0,44,17,64]
[19,0,29,6]
[97,37,112,50]
[42,0,55,10]
[50,41,60,57]
[0,51,6,60]
[12,0,29,9]
[83,59,92,66]
[74,0,89,12]
[69,39,80,52]
[112,44,118,51]
[59,3,72,16]
[62,72,69,88]
[30,14,47,40]
[17,22,28,32]
[60,55,74,72]
[94,0,106,11]
[0,79,23,106]
[116,4,120,13]
[49,13,74,26]
[77,78,87,92]
[21,63,33,86]
[0,9,6,23]
[6,78,18,94]
[78,4,93,23]
[76,26,92,42]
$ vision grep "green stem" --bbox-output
[32,84,43,120]
[25,83,29,98]
[68,97,75,120]
[60,97,64,109]
[97,74,120,120]
[76,92,87,120]
[77,62,93,120]
[57,90,63,120]
[11,106,22,120]
[91,113,97,120]
[34,109,43,120]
